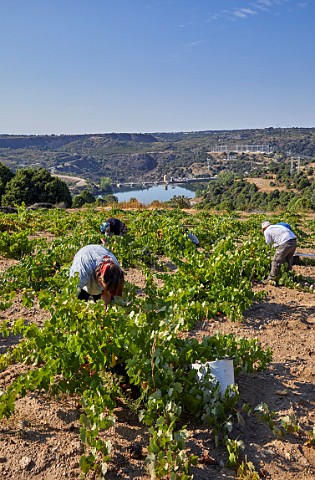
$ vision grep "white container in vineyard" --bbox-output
[191,358,235,395]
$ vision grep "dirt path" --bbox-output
[54,174,87,188]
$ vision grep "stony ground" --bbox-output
[0,255,314,480]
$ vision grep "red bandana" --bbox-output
[99,256,115,278]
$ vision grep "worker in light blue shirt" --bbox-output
[181,225,200,247]
[70,244,124,307]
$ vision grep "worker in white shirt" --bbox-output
[261,221,297,284]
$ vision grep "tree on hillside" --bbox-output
[297,176,311,190]
[103,194,118,204]
[216,170,237,185]
[0,163,14,198]
[72,190,96,208]
[100,176,113,193]
[1,167,72,207]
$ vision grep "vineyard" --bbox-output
[0,206,314,480]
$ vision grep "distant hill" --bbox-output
[0,128,314,188]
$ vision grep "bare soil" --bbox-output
[245,177,287,193]
[0,256,314,479]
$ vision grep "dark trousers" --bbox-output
[78,289,102,302]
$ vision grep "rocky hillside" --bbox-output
[0,128,314,185]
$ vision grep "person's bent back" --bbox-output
[70,244,124,307]
[100,218,128,237]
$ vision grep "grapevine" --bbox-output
[0,207,311,478]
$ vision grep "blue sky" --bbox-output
[1,0,314,134]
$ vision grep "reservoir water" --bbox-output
[113,184,196,205]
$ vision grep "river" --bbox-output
[112,184,196,205]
